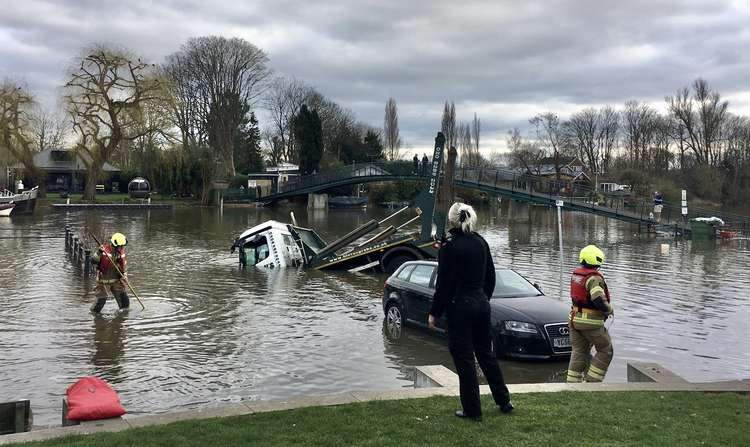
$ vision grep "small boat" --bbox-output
[0,202,15,217]
[329,196,368,209]
[0,186,38,215]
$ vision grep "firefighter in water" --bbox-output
[566,245,613,383]
[90,233,130,313]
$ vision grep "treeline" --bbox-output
[0,36,386,202]
[507,79,750,206]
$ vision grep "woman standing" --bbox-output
[428,202,513,421]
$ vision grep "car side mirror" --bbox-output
[533,283,542,293]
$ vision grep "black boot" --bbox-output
[115,293,130,309]
[91,297,107,313]
[454,410,482,421]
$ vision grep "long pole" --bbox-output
[90,233,146,310]
[557,201,564,299]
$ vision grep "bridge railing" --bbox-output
[270,162,750,233]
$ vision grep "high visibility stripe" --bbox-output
[566,370,584,383]
[589,285,605,300]
[588,364,607,376]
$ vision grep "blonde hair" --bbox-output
[448,202,477,233]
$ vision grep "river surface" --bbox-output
[1,202,748,425]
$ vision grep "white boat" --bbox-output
[0,202,15,217]
[0,187,38,215]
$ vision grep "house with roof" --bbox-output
[529,156,591,186]
[16,148,121,192]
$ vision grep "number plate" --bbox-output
[553,337,571,348]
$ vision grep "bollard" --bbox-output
[84,249,91,275]
[72,236,79,260]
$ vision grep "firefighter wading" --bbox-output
[90,233,130,313]
[566,244,614,383]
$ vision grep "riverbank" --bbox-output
[36,193,197,209]
[6,390,748,446]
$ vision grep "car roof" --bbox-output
[396,260,514,273]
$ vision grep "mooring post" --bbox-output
[72,236,79,259]
[84,249,91,275]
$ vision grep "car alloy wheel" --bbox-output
[385,303,403,339]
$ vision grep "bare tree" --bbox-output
[457,121,472,166]
[470,113,481,166]
[0,81,44,189]
[167,36,271,177]
[384,97,401,160]
[622,101,658,169]
[162,52,206,150]
[564,106,619,174]
[263,76,313,163]
[507,127,544,174]
[30,106,67,152]
[441,101,456,150]
[666,78,729,166]
[530,112,567,181]
[65,46,164,201]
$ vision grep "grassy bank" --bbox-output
[14,392,749,447]
[37,193,196,208]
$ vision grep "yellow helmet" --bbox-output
[111,232,127,247]
[579,244,604,267]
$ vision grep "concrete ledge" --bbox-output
[3,379,748,445]
[414,365,460,388]
[51,204,172,210]
[627,362,689,383]
[126,403,253,429]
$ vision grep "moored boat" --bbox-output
[0,186,38,215]
[329,196,368,209]
[0,202,15,217]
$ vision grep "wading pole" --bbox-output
[90,233,146,310]
[556,200,564,299]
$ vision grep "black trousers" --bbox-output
[447,298,510,417]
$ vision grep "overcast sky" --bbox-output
[3,0,750,153]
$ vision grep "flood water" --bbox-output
[1,202,748,425]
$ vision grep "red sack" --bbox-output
[66,376,126,421]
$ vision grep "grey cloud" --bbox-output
[2,0,750,150]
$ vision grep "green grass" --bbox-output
[12,392,749,447]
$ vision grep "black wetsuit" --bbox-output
[430,228,511,417]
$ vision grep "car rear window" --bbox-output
[409,265,434,287]
[492,270,542,298]
[397,265,415,280]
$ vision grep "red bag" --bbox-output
[66,376,126,421]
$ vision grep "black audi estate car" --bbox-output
[382,261,572,360]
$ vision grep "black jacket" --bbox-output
[429,228,496,318]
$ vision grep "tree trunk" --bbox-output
[83,163,103,202]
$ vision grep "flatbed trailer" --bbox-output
[231,132,448,274]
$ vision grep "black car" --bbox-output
[382,261,572,360]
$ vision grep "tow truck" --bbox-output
[231,132,449,274]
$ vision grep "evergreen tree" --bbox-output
[293,104,323,174]
[233,112,264,174]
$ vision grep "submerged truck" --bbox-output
[230,132,449,274]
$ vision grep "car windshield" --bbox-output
[492,270,542,298]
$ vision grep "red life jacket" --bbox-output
[98,244,126,274]
[570,266,610,309]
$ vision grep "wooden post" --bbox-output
[84,249,91,275]
[72,236,79,260]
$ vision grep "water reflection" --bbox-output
[1,205,749,425]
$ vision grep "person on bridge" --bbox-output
[428,202,513,421]
[566,245,613,383]
[90,232,130,313]
[653,191,664,223]
[421,154,429,176]
[413,154,419,174]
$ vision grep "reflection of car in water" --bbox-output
[382,261,572,360]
